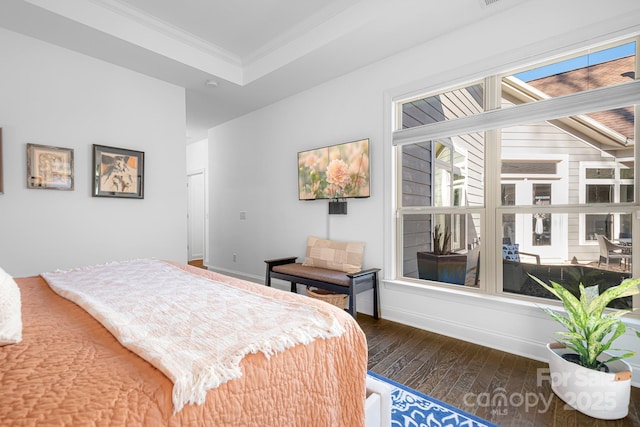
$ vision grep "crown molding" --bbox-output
[23,0,243,83]
[91,0,240,64]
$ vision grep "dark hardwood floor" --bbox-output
[358,314,640,427]
[187,259,206,269]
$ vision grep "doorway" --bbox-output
[501,179,567,262]
[187,170,206,263]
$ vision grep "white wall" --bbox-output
[187,138,208,172]
[0,28,188,277]
[207,0,640,382]
[208,76,383,285]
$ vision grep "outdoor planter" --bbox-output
[546,342,632,420]
[417,251,466,285]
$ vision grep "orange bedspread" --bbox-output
[0,264,367,426]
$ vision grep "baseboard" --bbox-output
[204,265,263,285]
[383,304,545,359]
[205,266,295,292]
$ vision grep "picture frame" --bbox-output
[26,143,74,190]
[0,128,3,194]
[92,144,144,199]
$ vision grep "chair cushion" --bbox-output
[502,244,520,262]
[302,236,364,273]
[272,263,351,287]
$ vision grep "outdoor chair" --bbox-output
[596,234,631,271]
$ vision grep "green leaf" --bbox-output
[599,321,627,351]
[586,278,640,318]
[602,351,636,365]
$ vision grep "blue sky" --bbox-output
[514,42,635,81]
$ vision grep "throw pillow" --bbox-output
[0,267,22,346]
[502,244,520,262]
[302,236,365,273]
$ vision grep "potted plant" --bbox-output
[531,275,640,419]
[417,224,467,285]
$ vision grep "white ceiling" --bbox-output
[0,0,519,142]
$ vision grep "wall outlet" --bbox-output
[233,253,237,262]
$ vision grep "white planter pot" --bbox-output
[546,343,632,420]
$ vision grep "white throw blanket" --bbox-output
[42,259,345,413]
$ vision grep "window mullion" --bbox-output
[633,38,639,309]
[483,76,501,294]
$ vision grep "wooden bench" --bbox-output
[264,257,379,319]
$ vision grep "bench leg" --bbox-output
[290,282,297,293]
[348,286,356,318]
[372,272,379,320]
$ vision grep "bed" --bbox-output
[0,260,367,426]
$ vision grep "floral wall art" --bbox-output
[297,138,370,200]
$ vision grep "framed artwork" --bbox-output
[0,128,3,194]
[26,143,74,190]
[92,144,144,199]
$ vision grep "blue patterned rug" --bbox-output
[368,371,498,427]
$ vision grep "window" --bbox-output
[502,161,557,175]
[399,132,483,287]
[393,37,638,308]
[504,41,636,103]
[581,163,634,242]
[401,83,484,128]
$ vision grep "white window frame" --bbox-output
[391,39,640,304]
